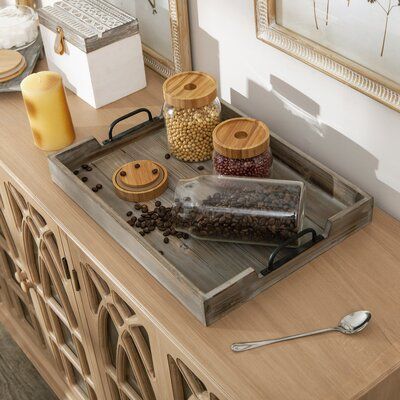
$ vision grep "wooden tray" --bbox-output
[48,103,373,325]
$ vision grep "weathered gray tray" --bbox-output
[49,103,373,325]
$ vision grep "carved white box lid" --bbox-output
[38,0,139,53]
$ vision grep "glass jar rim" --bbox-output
[0,5,36,29]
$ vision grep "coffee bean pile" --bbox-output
[164,104,220,162]
[175,185,302,245]
[213,149,273,178]
[125,201,189,243]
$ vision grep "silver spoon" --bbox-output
[231,310,371,353]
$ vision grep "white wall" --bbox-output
[188,0,400,220]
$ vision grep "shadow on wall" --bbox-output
[188,0,221,93]
[230,76,400,215]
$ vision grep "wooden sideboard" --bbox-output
[1,62,400,400]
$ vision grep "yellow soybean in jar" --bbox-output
[163,71,221,162]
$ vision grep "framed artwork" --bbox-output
[140,0,192,77]
[255,0,400,112]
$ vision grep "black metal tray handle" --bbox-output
[103,108,157,145]
[260,228,324,276]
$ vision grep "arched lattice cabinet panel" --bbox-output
[0,177,106,400]
[168,357,220,400]
[0,246,47,346]
[67,245,167,400]
[0,187,46,347]
[87,267,157,400]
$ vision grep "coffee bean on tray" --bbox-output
[96,184,102,189]
[82,177,88,182]
[164,153,171,159]
[126,211,133,217]
[163,237,170,244]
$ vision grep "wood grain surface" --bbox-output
[163,71,217,108]
[213,117,270,159]
[112,160,169,202]
[0,51,26,83]
[0,59,400,399]
[0,51,23,75]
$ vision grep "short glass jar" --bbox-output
[163,71,221,162]
[0,5,38,50]
[213,117,273,178]
[174,175,305,246]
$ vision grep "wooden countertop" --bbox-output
[1,61,400,400]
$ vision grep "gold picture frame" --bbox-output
[254,0,400,112]
[143,0,192,78]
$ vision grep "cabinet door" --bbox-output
[0,187,46,347]
[68,243,168,400]
[2,178,104,400]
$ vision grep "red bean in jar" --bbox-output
[214,148,273,177]
[212,117,273,178]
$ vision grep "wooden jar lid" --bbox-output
[213,117,270,159]
[112,160,168,202]
[163,71,217,109]
[0,50,27,83]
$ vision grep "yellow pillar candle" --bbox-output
[21,71,75,151]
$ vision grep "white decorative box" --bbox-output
[38,0,146,108]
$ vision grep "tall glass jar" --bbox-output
[163,71,221,162]
[0,5,38,50]
[213,117,273,178]
[173,175,305,246]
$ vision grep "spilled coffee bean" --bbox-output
[125,199,187,244]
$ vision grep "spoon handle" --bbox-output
[231,327,338,352]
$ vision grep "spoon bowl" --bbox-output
[338,310,371,334]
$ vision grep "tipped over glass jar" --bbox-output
[213,117,273,178]
[173,175,305,246]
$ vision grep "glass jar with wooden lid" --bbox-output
[213,117,273,178]
[163,71,221,162]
